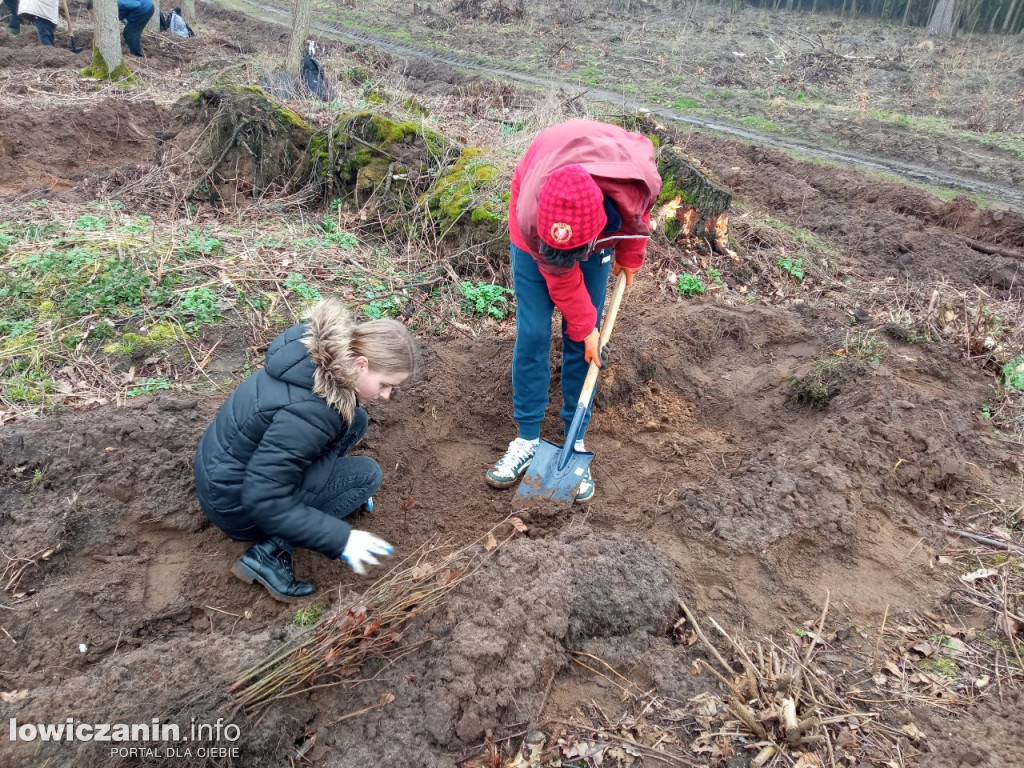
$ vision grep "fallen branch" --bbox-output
[952,529,1024,557]
[964,237,1024,262]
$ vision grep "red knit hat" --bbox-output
[537,164,607,250]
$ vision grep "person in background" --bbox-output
[14,0,59,45]
[4,0,21,35]
[194,297,416,601]
[117,0,154,56]
[485,119,662,502]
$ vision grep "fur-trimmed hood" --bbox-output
[304,298,358,422]
[263,298,358,423]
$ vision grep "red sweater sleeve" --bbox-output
[539,265,596,342]
[612,208,651,269]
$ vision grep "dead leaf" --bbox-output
[1,689,29,703]
[793,754,823,768]
[912,641,937,658]
[509,516,528,533]
[379,692,395,706]
[997,613,1020,637]
[961,567,999,582]
[900,723,926,742]
[483,532,498,551]
[835,727,858,750]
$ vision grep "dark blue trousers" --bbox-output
[3,0,19,32]
[511,243,613,442]
[122,6,153,56]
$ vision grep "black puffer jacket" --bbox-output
[194,299,360,558]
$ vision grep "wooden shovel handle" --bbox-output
[61,0,75,35]
[575,270,628,409]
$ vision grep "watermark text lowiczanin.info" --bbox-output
[10,717,241,759]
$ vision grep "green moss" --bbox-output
[312,111,451,197]
[345,66,371,84]
[356,157,393,192]
[919,657,961,678]
[403,97,430,117]
[81,46,136,82]
[424,148,503,230]
[656,176,694,207]
[274,103,308,130]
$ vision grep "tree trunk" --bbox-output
[181,0,195,25]
[927,0,955,34]
[998,0,1016,31]
[147,0,159,31]
[655,146,734,254]
[284,0,313,77]
[93,0,123,76]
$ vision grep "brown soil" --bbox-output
[2,3,1024,768]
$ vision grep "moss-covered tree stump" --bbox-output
[311,111,455,210]
[169,86,313,204]
[656,145,734,254]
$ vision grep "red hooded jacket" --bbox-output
[509,120,662,341]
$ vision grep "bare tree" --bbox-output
[927,0,956,34]
[92,0,124,76]
[181,0,195,25]
[284,0,312,77]
[147,0,160,32]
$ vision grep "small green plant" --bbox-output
[671,97,701,111]
[127,377,171,397]
[677,273,706,296]
[1002,356,1024,391]
[981,405,992,420]
[119,216,152,234]
[73,214,109,231]
[777,256,805,281]
[459,281,513,320]
[32,468,43,485]
[294,606,323,626]
[174,287,222,333]
[180,229,224,256]
[499,120,524,135]
[708,268,725,288]
[284,273,322,301]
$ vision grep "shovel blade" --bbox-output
[516,439,593,505]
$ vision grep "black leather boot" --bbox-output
[231,539,315,602]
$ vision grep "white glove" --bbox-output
[341,530,393,575]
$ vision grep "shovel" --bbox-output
[62,0,83,53]
[517,271,628,505]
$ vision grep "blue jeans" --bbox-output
[34,17,55,45]
[510,243,613,442]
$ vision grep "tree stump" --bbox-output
[169,86,313,204]
[655,144,734,255]
[311,111,456,211]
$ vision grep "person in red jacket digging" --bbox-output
[485,119,662,502]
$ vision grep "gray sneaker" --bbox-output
[486,437,536,489]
